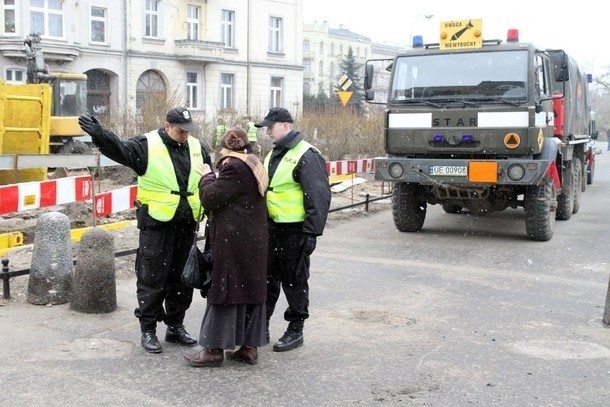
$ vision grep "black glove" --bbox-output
[78,115,104,137]
[300,233,317,256]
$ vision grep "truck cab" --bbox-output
[365,22,592,241]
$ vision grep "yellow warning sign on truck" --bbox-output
[439,19,483,50]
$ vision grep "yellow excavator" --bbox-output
[0,33,89,184]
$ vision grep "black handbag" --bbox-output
[181,212,212,291]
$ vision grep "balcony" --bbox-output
[0,37,80,62]
[174,39,224,62]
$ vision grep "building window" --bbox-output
[186,5,200,41]
[186,72,200,110]
[220,73,234,111]
[270,77,283,107]
[221,9,234,48]
[269,17,282,53]
[304,60,311,74]
[303,82,311,95]
[330,43,334,55]
[339,44,343,55]
[145,0,159,38]
[303,39,310,54]
[4,67,25,83]
[319,61,324,76]
[3,0,16,34]
[319,41,324,55]
[90,6,106,43]
[31,0,63,38]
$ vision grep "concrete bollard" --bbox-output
[70,227,117,313]
[603,275,610,326]
[27,211,73,305]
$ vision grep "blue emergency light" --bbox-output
[412,35,424,48]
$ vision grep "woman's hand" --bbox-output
[194,162,212,177]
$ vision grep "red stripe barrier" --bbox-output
[1,158,377,216]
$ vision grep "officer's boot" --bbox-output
[165,324,197,346]
[141,329,162,353]
[273,320,304,352]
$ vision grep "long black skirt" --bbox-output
[198,303,267,349]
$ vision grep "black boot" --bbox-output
[141,329,162,353]
[165,324,197,346]
[273,321,304,352]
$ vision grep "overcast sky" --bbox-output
[303,0,607,76]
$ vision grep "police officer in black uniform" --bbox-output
[255,107,331,352]
[79,107,212,353]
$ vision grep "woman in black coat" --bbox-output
[183,127,269,367]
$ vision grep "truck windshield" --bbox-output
[390,50,528,104]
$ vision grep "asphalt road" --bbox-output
[1,145,609,406]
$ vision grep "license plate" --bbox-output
[429,165,467,176]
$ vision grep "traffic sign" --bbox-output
[338,74,353,91]
[439,19,482,50]
[338,91,353,106]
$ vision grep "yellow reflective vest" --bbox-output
[264,140,313,223]
[215,124,227,147]
[246,121,257,143]
[136,130,202,222]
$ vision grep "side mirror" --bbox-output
[364,64,374,90]
[591,130,598,140]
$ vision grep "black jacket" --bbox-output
[266,130,331,236]
[91,127,212,226]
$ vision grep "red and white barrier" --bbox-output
[326,158,376,176]
[0,176,91,216]
[1,158,377,217]
[94,185,137,217]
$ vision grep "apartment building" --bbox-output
[302,21,371,98]
[0,0,303,130]
[302,20,407,100]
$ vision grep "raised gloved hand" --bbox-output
[300,233,317,256]
[78,115,104,138]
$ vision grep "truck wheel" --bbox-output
[572,158,582,214]
[441,203,462,214]
[524,175,556,241]
[59,140,91,154]
[555,161,573,220]
[392,182,427,232]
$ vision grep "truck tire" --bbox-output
[441,203,462,214]
[59,140,91,154]
[524,175,556,242]
[555,161,573,220]
[392,182,427,232]
[572,158,582,214]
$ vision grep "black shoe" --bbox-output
[273,330,304,352]
[141,330,162,353]
[165,324,197,346]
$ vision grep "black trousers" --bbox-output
[266,230,310,324]
[134,224,195,331]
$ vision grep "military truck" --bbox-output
[365,21,596,241]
